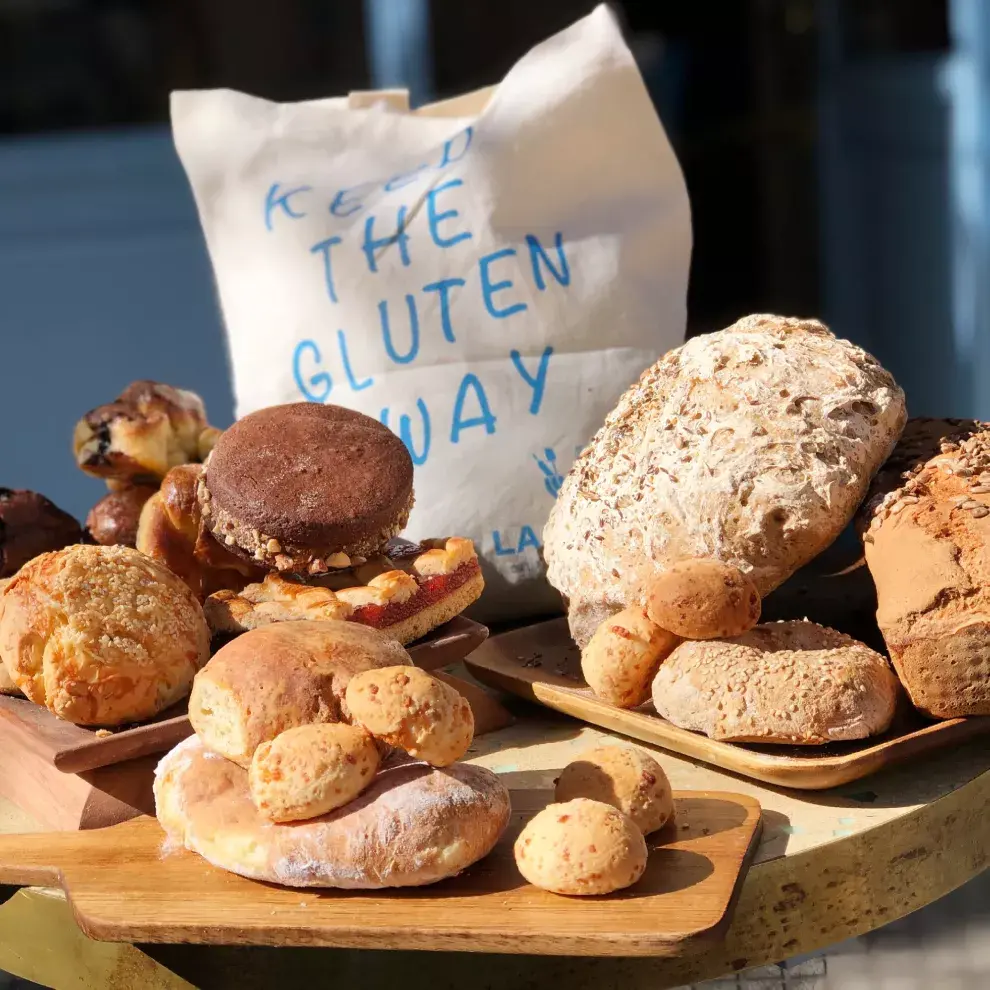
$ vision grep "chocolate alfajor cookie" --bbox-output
[198,403,414,574]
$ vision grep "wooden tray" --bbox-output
[0,616,489,776]
[0,786,761,956]
[465,618,990,790]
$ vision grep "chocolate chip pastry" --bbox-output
[73,380,220,485]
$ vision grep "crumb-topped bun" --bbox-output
[0,489,84,578]
[514,798,647,896]
[652,620,898,744]
[0,545,210,725]
[543,314,906,648]
[199,403,414,574]
[188,619,410,766]
[156,734,510,888]
[554,746,673,835]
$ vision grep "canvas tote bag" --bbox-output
[170,4,691,621]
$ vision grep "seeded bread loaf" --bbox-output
[856,418,987,537]
[651,620,898,744]
[543,314,906,648]
[862,422,990,717]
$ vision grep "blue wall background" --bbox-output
[0,128,232,521]
[3,0,990,525]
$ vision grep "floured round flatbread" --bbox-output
[155,736,510,888]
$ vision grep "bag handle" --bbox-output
[347,85,495,118]
[347,89,410,112]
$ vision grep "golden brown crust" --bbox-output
[554,746,673,835]
[188,620,411,767]
[248,723,380,823]
[86,485,158,547]
[0,545,210,726]
[74,381,214,483]
[645,559,761,639]
[136,467,264,600]
[202,542,484,646]
[345,666,474,767]
[581,605,680,708]
[651,620,899,744]
[0,578,19,696]
[543,314,906,645]
[155,735,511,889]
[856,417,988,536]
[513,798,648,896]
[863,425,990,716]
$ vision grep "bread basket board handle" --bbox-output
[0,793,762,955]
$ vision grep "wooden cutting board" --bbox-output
[0,616,490,776]
[465,618,990,790]
[0,788,761,956]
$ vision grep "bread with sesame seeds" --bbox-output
[0,544,210,725]
[651,620,898,744]
[543,314,906,648]
[861,421,990,717]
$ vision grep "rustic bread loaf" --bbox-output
[188,620,409,766]
[652,620,898,744]
[862,424,990,716]
[514,798,647,896]
[0,545,209,725]
[156,735,510,888]
[543,314,906,648]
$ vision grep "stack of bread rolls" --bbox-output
[541,314,984,743]
[157,618,510,888]
[515,745,673,896]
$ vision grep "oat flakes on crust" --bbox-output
[543,314,906,647]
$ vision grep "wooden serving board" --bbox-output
[465,618,990,790]
[0,616,490,776]
[0,788,761,956]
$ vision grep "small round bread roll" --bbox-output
[345,666,474,767]
[189,620,409,767]
[652,620,899,744]
[646,559,761,640]
[0,545,209,725]
[581,605,679,708]
[554,746,673,835]
[249,723,380,823]
[514,798,647,896]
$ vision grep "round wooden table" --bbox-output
[1,694,988,990]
